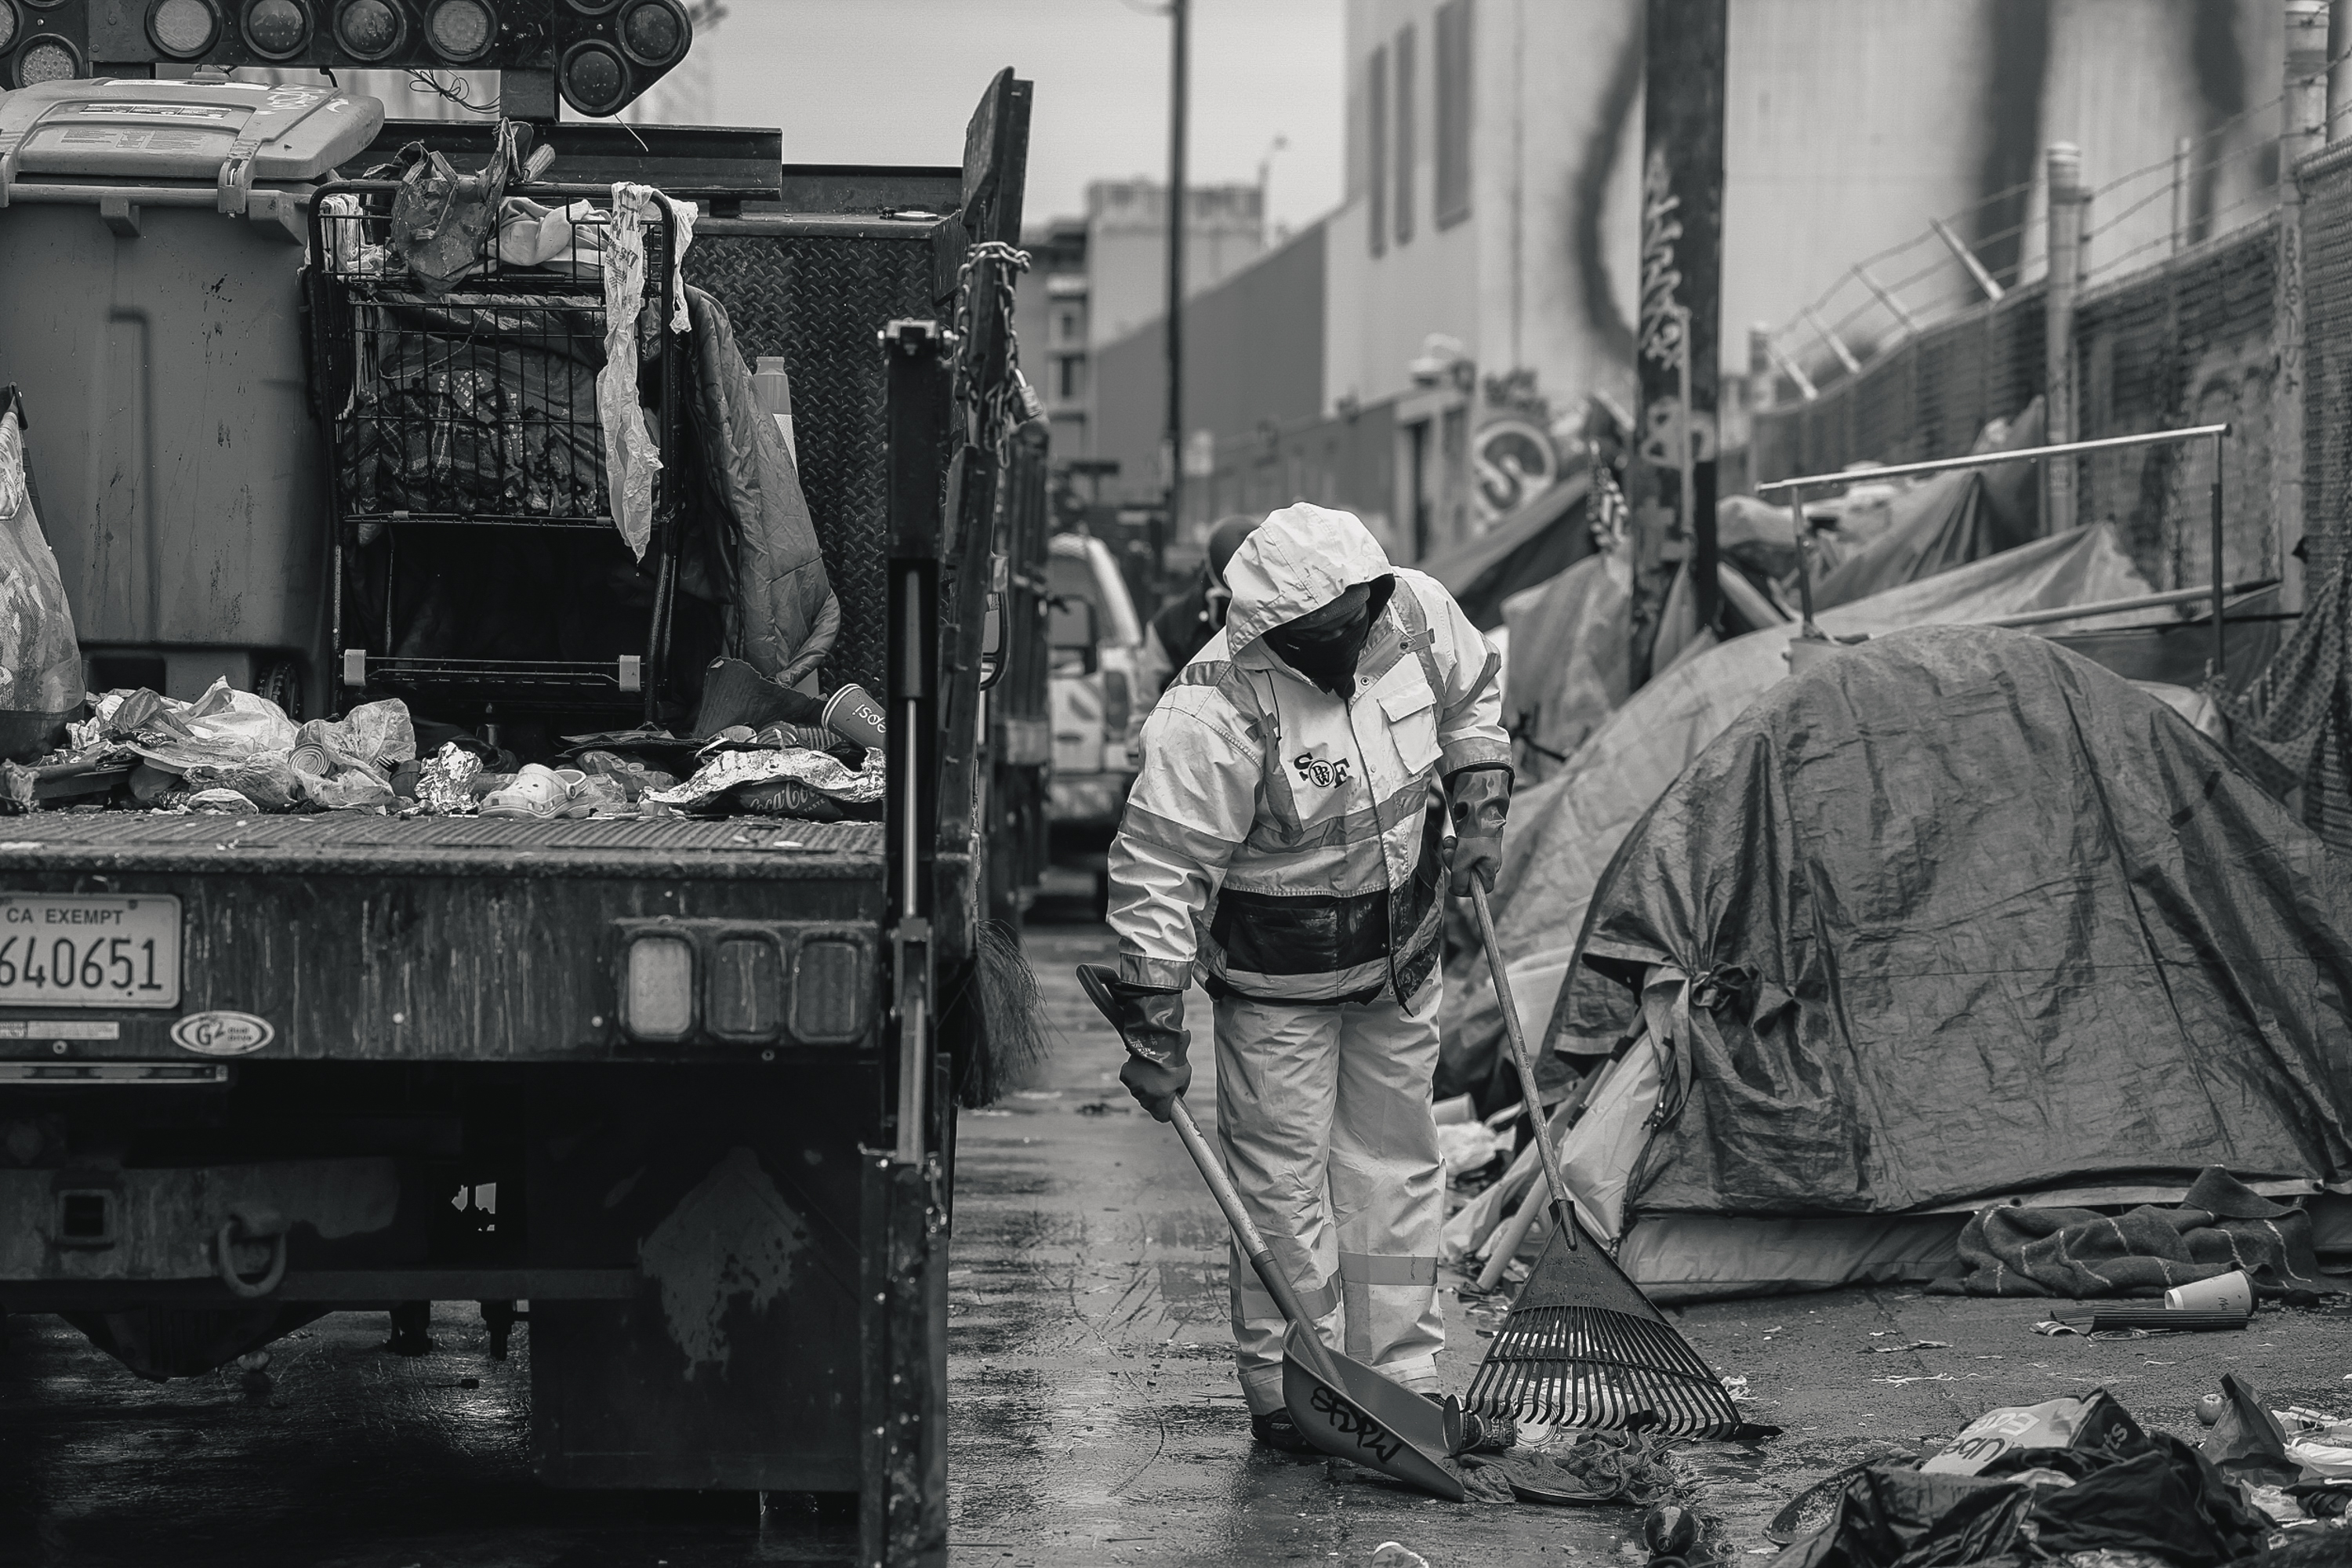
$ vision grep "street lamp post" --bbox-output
[1162,0,1189,583]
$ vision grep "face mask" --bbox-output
[1268,587,1374,696]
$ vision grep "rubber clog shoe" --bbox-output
[480,763,569,820]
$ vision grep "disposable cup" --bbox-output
[824,683,888,751]
[2164,1269,2252,1316]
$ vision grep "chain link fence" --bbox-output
[1751,286,2043,489]
[2071,217,2278,593]
[2301,143,2352,584]
[1753,217,2278,597]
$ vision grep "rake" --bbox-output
[1460,883,1766,1438]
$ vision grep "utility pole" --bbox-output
[1628,0,1726,684]
[1162,0,1189,581]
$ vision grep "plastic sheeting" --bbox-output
[1436,523,2168,1108]
[1553,625,2352,1218]
[1809,395,2045,612]
[1501,546,1632,781]
[1421,474,1592,630]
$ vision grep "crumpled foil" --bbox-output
[415,742,482,815]
[644,746,883,812]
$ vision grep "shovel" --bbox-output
[1073,964,1465,1501]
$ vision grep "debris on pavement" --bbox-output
[1368,1544,1432,1568]
[1764,1377,2352,1568]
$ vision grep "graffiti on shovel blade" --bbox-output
[1308,1386,1403,1465]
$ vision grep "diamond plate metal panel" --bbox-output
[686,233,942,697]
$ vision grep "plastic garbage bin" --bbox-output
[0,76,384,718]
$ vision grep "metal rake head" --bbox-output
[1465,1211,1767,1439]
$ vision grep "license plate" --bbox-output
[0,894,180,1008]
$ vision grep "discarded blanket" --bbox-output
[1930,1168,2345,1300]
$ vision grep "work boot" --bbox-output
[1250,1410,1319,1454]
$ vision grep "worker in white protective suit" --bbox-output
[1091,503,1512,1452]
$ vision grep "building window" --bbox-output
[1058,354,1084,402]
[1367,42,1388,258]
[1394,22,1416,246]
[1435,0,1472,230]
[1057,308,1080,343]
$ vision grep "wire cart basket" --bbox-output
[306,180,685,725]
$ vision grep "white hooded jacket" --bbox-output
[1107,504,1509,1003]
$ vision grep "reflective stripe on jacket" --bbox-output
[1108,505,1508,1003]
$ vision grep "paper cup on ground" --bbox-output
[2165,1269,2252,1316]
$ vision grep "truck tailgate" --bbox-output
[0,815,886,1063]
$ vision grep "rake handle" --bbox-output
[1167,1098,1345,1384]
[1470,880,1577,1251]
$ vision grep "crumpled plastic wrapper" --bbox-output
[183,753,301,812]
[129,683,299,771]
[644,746,882,813]
[415,742,482,815]
[187,788,258,815]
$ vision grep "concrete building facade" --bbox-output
[1073,0,2293,566]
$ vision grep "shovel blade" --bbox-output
[1279,1323,1465,1501]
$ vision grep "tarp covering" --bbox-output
[1809,395,2045,609]
[1552,625,2352,1218]
[1501,546,1632,779]
[1436,524,2166,1108]
[1422,473,1592,630]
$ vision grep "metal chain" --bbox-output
[953,239,1033,459]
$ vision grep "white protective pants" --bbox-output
[1213,981,1447,1417]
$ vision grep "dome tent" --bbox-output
[1538,625,2352,1298]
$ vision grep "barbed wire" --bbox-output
[1764,29,2352,382]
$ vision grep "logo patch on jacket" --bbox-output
[1292,752,1352,789]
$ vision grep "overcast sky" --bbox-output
[703,0,1345,235]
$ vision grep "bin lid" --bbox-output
[0,78,383,186]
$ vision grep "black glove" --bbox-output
[1446,764,1512,897]
[1075,965,1191,1122]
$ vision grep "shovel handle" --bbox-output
[1167,1099,1345,1381]
[1470,881,1578,1250]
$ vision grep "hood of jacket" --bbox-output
[1221,503,1396,656]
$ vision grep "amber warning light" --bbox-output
[74,0,694,118]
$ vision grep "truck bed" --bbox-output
[0,811,884,877]
[0,814,888,1062]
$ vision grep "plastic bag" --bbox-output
[388,122,518,293]
[292,700,415,777]
[0,401,84,760]
[129,681,297,771]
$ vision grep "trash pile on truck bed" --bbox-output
[6,680,880,822]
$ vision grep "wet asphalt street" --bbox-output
[0,877,2344,1566]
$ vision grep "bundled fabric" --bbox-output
[1544,626,2352,1221]
[336,303,608,521]
[1933,1167,2343,1299]
[673,288,839,688]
